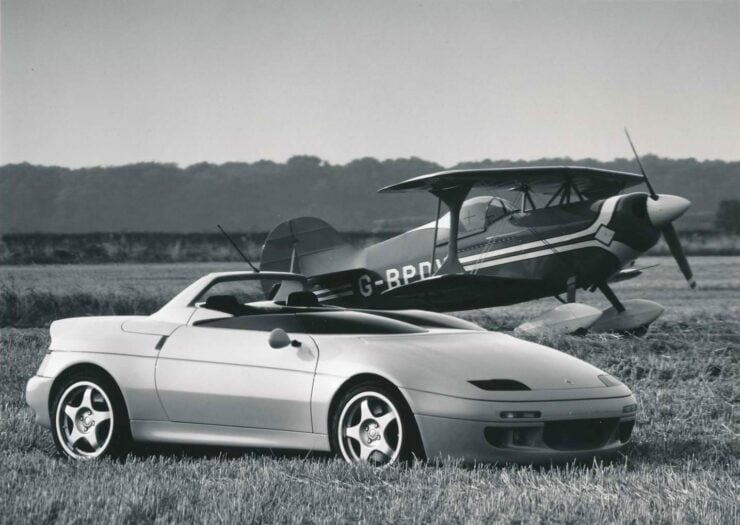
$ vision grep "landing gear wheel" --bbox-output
[51,371,130,460]
[331,382,423,466]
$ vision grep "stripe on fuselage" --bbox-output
[314,195,626,301]
[459,195,620,265]
[462,196,625,272]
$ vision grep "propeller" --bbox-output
[625,128,658,200]
[624,129,696,288]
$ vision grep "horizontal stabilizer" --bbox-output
[261,217,360,276]
[607,264,658,284]
[608,268,643,284]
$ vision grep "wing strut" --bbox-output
[430,198,442,272]
[431,183,473,275]
[518,185,537,212]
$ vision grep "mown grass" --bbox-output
[1,258,738,522]
[2,309,738,523]
[0,286,167,328]
[2,255,740,328]
[0,262,244,327]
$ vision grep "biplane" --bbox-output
[261,140,695,334]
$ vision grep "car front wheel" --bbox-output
[51,371,129,460]
[331,382,422,466]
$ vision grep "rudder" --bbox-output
[261,217,360,276]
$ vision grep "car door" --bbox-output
[155,312,318,432]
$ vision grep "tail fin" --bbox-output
[261,217,361,276]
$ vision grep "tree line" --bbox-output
[1,156,738,233]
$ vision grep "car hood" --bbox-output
[314,330,630,400]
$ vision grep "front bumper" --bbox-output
[405,388,637,464]
[25,375,54,428]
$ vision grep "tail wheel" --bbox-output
[331,381,423,466]
[51,370,130,460]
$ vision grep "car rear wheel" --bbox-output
[331,382,422,466]
[51,371,130,460]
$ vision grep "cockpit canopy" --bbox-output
[460,196,512,233]
[432,195,512,243]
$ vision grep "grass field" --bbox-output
[2,231,739,265]
[1,257,738,523]
[2,256,740,327]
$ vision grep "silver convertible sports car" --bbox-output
[26,271,637,465]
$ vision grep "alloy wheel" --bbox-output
[337,391,402,465]
[55,381,114,459]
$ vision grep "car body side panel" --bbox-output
[155,326,318,432]
[40,316,170,423]
[25,375,54,428]
[310,373,352,435]
[30,351,167,422]
[129,421,330,451]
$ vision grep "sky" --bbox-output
[1,0,739,168]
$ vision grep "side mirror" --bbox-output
[268,328,292,349]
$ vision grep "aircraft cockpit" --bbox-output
[460,196,513,233]
[435,196,513,243]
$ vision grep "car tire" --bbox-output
[330,381,424,466]
[51,370,131,460]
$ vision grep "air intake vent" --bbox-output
[469,379,531,391]
[543,418,619,451]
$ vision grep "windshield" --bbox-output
[192,275,308,305]
[436,196,513,243]
[460,196,493,234]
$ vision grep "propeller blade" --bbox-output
[624,128,658,199]
[662,223,696,288]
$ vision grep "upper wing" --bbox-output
[378,166,644,200]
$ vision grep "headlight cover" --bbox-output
[469,379,531,391]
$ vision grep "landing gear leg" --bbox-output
[552,276,580,306]
[589,283,663,335]
[596,282,625,313]
[566,276,577,303]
